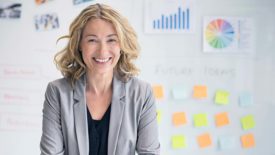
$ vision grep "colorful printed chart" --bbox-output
[144,0,195,34]
[205,19,235,49]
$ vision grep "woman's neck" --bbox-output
[86,71,113,96]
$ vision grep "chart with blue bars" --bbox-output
[145,0,194,34]
[153,7,190,30]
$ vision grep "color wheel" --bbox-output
[205,19,234,49]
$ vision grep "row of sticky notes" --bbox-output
[157,111,256,130]
[152,85,253,106]
[172,133,255,149]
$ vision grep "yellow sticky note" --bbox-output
[215,112,229,127]
[194,113,208,127]
[172,135,187,149]
[172,112,187,126]
[193,85,207,99]
[197,133,212,148]
[241,133,255,148]
[152,85,164,99]
[241,115,255,130]
[156,110,162,124]
[215,90,229,105]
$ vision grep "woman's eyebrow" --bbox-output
[84,34,97,38]
[84,34,117,38]
[107,34,118,37]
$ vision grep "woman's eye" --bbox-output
[108,39,117,42]
[88,39,97,42]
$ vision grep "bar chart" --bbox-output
[152,7,190,30]
[145,0,195,34]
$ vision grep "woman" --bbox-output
[40,3,160,155]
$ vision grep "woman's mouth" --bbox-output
[93,57,112,63]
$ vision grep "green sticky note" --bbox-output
[172,135,186,149]
[241,115,255,130]
[194,113,208,127]
[215,90,229,105]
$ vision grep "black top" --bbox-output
[87,105,111,155]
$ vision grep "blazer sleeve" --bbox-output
[40,82,65,155]
[136,84,160,155]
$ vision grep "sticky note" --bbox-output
[239,92,253,107]
[241,133,255,148]
[172,135,187,149]
[156,110,162,124]
[172,87,188,99]
[215,112,229,127]
[194,113,208,127]
[218,136,237,150]
[241,115,255,130]
[215,90,229,105]
[173,112,187,126]
[197,133,212,148]
[152,85,164,99]
[193,85,207,99]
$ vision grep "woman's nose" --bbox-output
[98,42,108,53]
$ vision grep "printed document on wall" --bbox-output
[203,17,255,53]
[144,0,196,34]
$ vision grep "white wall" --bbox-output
[0,0,274,155]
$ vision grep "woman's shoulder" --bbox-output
[49,77,69,85]
[47,77,72,91]
[125,76,152,92]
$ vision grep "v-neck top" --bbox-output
[87,105,111,155]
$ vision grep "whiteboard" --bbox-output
[0,0,274,154]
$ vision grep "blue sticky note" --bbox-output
[239,92,253,107]
[172,87,188,100]
[218,136,237,150]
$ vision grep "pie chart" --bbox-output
[205,19,235,49]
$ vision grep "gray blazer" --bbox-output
[40,74,160,155]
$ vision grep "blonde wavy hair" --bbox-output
[54,3,140,86]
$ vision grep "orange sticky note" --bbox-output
[193,85,207,99]
[241,133,255,148]
[197,133,212,148]
[152,85,164,99]
[215,112,229,127]
[173,112,187,126]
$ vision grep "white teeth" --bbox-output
[95,58,110,63]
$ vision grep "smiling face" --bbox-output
[80,18,121,76]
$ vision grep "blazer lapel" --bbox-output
[108,75,126,155]
[73,75,89,155]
